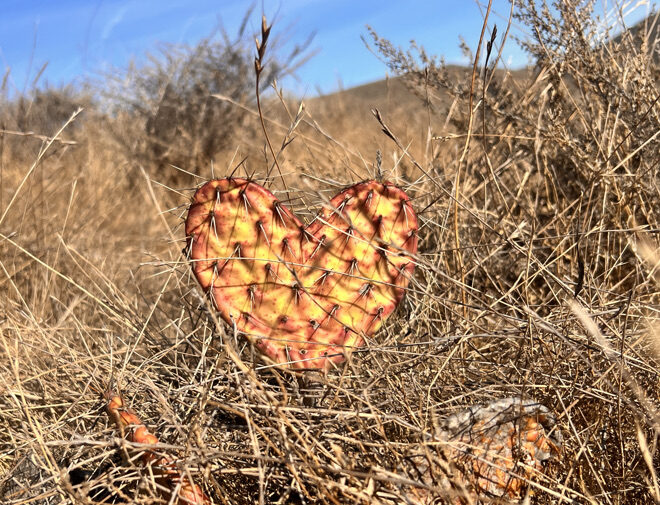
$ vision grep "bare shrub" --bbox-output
[101,10,313,183]
[0,84,91,162]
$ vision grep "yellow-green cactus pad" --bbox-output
[185,178,418,371]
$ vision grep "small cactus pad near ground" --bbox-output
[104,391,210,505]
[402,397,562,504]
[185,178,418,370]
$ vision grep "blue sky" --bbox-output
[0,1,655,97]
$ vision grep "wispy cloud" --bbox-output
[101,5,128,41]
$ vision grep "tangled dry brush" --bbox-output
[1,2,659,504]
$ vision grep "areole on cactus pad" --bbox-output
[185,178,418,370]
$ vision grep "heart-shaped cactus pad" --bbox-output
[185,178,418,370]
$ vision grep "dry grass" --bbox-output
[1,1,659,504]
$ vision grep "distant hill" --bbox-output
[308,74,424,122]
[297,11,658,158]
[309,9,658,114]
[309,66,476,116]
[304,65,532,128]
[613,10,659,61]
[296,65,532,161]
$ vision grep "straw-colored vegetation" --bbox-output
[1,1,659,503]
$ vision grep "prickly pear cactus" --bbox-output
[185,178,418,370]
[402,397,563,504]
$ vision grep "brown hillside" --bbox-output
[298,65,534,163]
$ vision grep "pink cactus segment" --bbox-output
[403,397,562,504]
[104,391,211,505]
[186,178,418,371]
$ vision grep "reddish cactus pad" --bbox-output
[402,397,562,504]
[185,178,418,370]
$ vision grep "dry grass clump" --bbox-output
[1,1,659,504]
